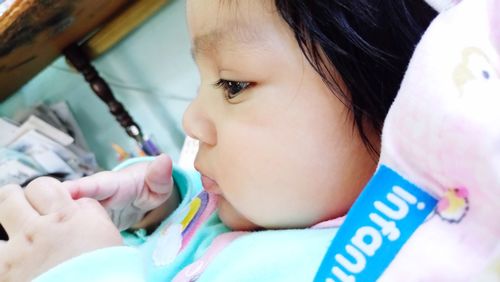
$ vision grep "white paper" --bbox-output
[0,160,41,186]
[7,130,79,174]
[13,116,74,146]
[0,118,19,147]
[30,150,74,174]
[50,102,90,150]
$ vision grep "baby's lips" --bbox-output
[200,175,219,194]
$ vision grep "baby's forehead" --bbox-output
[188,0,273,29]
[189,1,283,58]
[191,23,264,55]
[188,0,302,67]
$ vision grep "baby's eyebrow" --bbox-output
[191,23,265,59]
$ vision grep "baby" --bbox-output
[0,0,437,281]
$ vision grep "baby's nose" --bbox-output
[182,95,217,146]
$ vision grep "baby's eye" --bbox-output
[214,79,251,100]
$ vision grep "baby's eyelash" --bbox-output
[214,79,252,100]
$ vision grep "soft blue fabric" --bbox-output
[198,228,337,281]
[33,247,144,282]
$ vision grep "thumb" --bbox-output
[144,154,174,196]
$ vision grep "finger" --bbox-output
[75,197,127,230]
[71,170,137,210]
[144,154,173,195]
[0,185,38,236]
[62,171,119,201]
[131,154,173,210]
[75,198,110,219]
[25,177,77,215]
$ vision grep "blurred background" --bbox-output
[0,0,198,170]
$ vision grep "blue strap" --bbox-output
[314,165,437,282]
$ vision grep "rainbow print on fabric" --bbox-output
[153,191,218,266]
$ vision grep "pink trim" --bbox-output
[312,215,346,229]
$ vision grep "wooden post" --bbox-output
[63,43,144,144]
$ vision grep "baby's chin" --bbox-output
[218,198,260,231]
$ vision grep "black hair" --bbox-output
[274,0,437,157]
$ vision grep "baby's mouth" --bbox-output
[200,174,220,194]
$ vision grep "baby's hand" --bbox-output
[63,154,175,231]
[0,178,122,281]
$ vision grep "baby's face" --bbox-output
[184,0,377,230]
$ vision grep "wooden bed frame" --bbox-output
[0,0,169,100]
